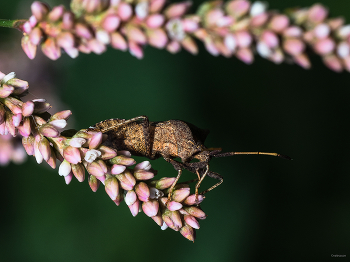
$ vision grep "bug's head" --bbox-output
[193,148,222,162]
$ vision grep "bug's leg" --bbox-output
[164,157,184,204]
[194,164,209,200]
[200,172,223,195]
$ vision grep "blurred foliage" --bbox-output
[1,0,350,261]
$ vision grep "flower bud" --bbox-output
[88,175,100,192]
[22,136,35,155]
[135,182,150,202]
[111,32,127,50]
[0,84,14,98]
[183,194,205,205]
[125,190,137,206]
[89,132,102,149]
[31,1,49,21]
[59,160,72,177]
[22,101,34,117]
[38,137,51,161]
[21,35,37,60]
[86,161,105,177]
[113,190,124,206]
[63,146,81,164]
[64,172,73,185]
[116,169,136,190]
[134,169,155,180]
[109,155,136,166]
[184,215,200,229]
[41,38,61,60]
[180,224,196,242]
[111,164,126,175]
[69,137,86,148]
[48,5,65,21]
[165,2,191,18]
[50,110,72,121]
[150,177,176,190]
[167,201,182,211]
[134,160,151,171]
[152,214,163,227]
[72,163,85,182]
[162,209,182,231]
[98,145,117,160]
[142,200,159,217]
[46,147,57,169]
[183,206,206,219]
[105,175,119,200]
[84,149,101,163]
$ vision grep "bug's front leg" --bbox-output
[163,157,184,205]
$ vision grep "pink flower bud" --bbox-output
[23,21,32,34]
[50,110,72,121]
[142,200,159,217]
[167,201,182,211]
[134,160,151,171]
[236,48,254,64]
[314,38,335,55]
[111,32,127,51]
[31,1,49,21]
[323,55,343,72]
[172,187,190,202]
[46,147,56,169]
[125,190,137,206]
[22,101,34,117]
[3,97,22,115]
[128,199,140,217]
[109,155,136,166]
[75,23,93,39]
[146,14,165,28]
[269,15,289,33]
[69,138,86,148]
[111,164,126,175]
[152,214,163,226]
[48,5,65,21]
[127,26,147,44]
[39,124,59,138]
[88,175,100,192]
[314,24,330,39]
[308,4,328,23]
[236,31,252,48]
[86,160,106,177]
[84,149,101,163]
[204,38,219,56]
[226,0,250,18]
[62,12,74,30]
[165,2,191,19]
[22,35,37,59]
[22,136,35,155]
[152,177,176,190]
[113,190,124,206]
[38,137,51,161]
[283,39,305,56]
[116,169,136,190]
[0,122,8,136]
[87,39,106,54]
[98,145,117,160]
[184,215,200,229]
[72,163,85,182]
[29,27,42,46]
[17,117,31,137]
[59,160,72,177]
[150,0,166,13]
[148,29,168,49]
[135,1,149,20]
[183,206,206,219]
[105,175,119,200]
[180,224,195,242]
[97,159,108,174]
[184,194,205,205]
[261,30,279,48]
[118,3,133,21]
[162,210,182,231]
[166,40,181,53]
[102,15,120,32]
[49,119,67,129]
[337,42,350,58]
[182,17,199,32]
[64,172,73,184]
[57,32,75,49]
[89,132,102,149]
[182,36,198,55]
[7,79,29,95]
[0,84,14,98]
[135,182,150,202]
[42,38,61,60]
[96,30,110,45]
[134,169,155,180]
[63,146,81,164]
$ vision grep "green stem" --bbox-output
[0,19,27,32]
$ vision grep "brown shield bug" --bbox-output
[90,116,291,201]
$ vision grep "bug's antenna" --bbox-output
[212,151,292,160]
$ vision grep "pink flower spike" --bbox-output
[42,38,61,60]
[59,160,72,177]
[308,4,328,23]
[87,161,105,177]
[21,36,37,59]
[49,119,67,129]
[105,175,119,200]
[314,38,335,55]
[64,172,73,185]
[29,27,42,45]
[111,164,126,175]
[236,48,254,64]
[31,1,49,21]
[48,5,65,21]
[72,163,85,182]
[22,101,34,117]
[125,190,137,206]
[135,182,150,202]
[165,2,191,19]
[39,124,59,138]
[88,175,100,192]
[142,200,159,217]
[148,29,168,49]
[63,146,81,164]
[184,194,205,205]
[102,15,120,32]
[22,136,35,155]
[167,201,182,211]
[128,199,140,217]
[184,215,200,229]
[38,137,51,161]
[146,14,165,28]
[135,161,151,171]
[111,32,127,51]
[118,3,133,21]
[98,145,117,160]
[89,132,102,149]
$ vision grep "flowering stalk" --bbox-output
[0,71,205,241]
[2,0,345,72]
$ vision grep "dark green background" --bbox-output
[1,0,350,261]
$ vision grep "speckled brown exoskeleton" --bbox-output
[91,116,291,201]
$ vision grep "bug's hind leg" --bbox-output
[200,171,224,195]
[164,157,184,205]
[194,164,209,200]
